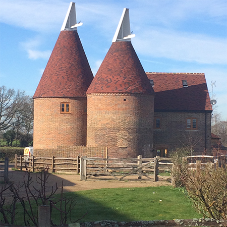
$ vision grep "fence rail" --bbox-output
[14,154,80,173]
[80,155,173,181]
[14,155,173,181]
[0,158,9,183]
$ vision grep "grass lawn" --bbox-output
[1,186,201,225]
[52,186,201,223]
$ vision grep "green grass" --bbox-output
[159,170,171,176]
[52,186,201,223]
[0,186,202,225]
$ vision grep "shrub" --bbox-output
[171,147,190,187]
[0,147,23,161]
[184,163,227,220]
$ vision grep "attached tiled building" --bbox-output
[33,3,213,158]
[147,72,212,156]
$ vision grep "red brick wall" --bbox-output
[87,94,154,158]
[34,146,107,158]
[33,97,87,150]
[153,111,211,155]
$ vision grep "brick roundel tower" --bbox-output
[33,3,93,151]
[87,8,154,158]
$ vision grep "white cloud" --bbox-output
[20,37,51,60]
[27,50,51,60]
[134,28,227,65]
[0,0,67,32]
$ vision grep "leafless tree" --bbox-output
[0,86,34,146]
[212,112,227,147]
[13,96,33,146]
[0,86,19,131]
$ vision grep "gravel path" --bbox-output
[6,169,172,194]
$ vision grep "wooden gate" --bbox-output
[80,156,172,181]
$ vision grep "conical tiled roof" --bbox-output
[87,41,154,94]
[33,30,93,98]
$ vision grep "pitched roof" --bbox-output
[146,72,212,111]
[87,41,154,95]
[33,30,93,98]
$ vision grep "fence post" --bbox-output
[77,156,80,174]
[105,147,108,171]
[52,156,55,173]
[38,205,50,227]
[80,156,87,180]
[196,160,201,171]
[4,158,8,183]
[32,156,35,172]
[15,154,18,169]
[154,157,159,182]
[137,155,142,179]
[20,155,22,171]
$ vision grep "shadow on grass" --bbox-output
[2,170,201,225]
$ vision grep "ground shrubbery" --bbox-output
[172,148,227,220]
[0,147,23,161]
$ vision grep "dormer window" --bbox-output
[182,80,188,87]
[149,80,154,87]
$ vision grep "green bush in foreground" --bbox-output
[184,163,227,220]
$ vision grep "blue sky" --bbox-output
[0,0,227,120]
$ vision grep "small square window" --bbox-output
[182,80,188,87]
[60,102,70,113]
[186,118,197,130]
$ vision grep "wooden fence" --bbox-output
[80,156,173,181]
[14,154,80,173]
[14,155,172,181]
[0,158,9,183]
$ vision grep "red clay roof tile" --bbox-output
[87,41,154,95]
[146,72,212,111]
[33,30,93,98]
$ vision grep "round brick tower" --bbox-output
[86,8,154,158]
[33,3,93,151]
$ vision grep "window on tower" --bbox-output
[60,102,70,113]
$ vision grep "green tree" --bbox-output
[3,130,16,146]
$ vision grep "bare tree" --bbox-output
[13,96,33,146]
[212,121,227,147]
[0,86,34,146]
[0,86,19,131]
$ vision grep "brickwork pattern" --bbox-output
[87,94,154,158]
[153,111,212,155]
[34,98,87,149]
[34,146,107,158]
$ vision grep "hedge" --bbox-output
[0,147,24,162]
